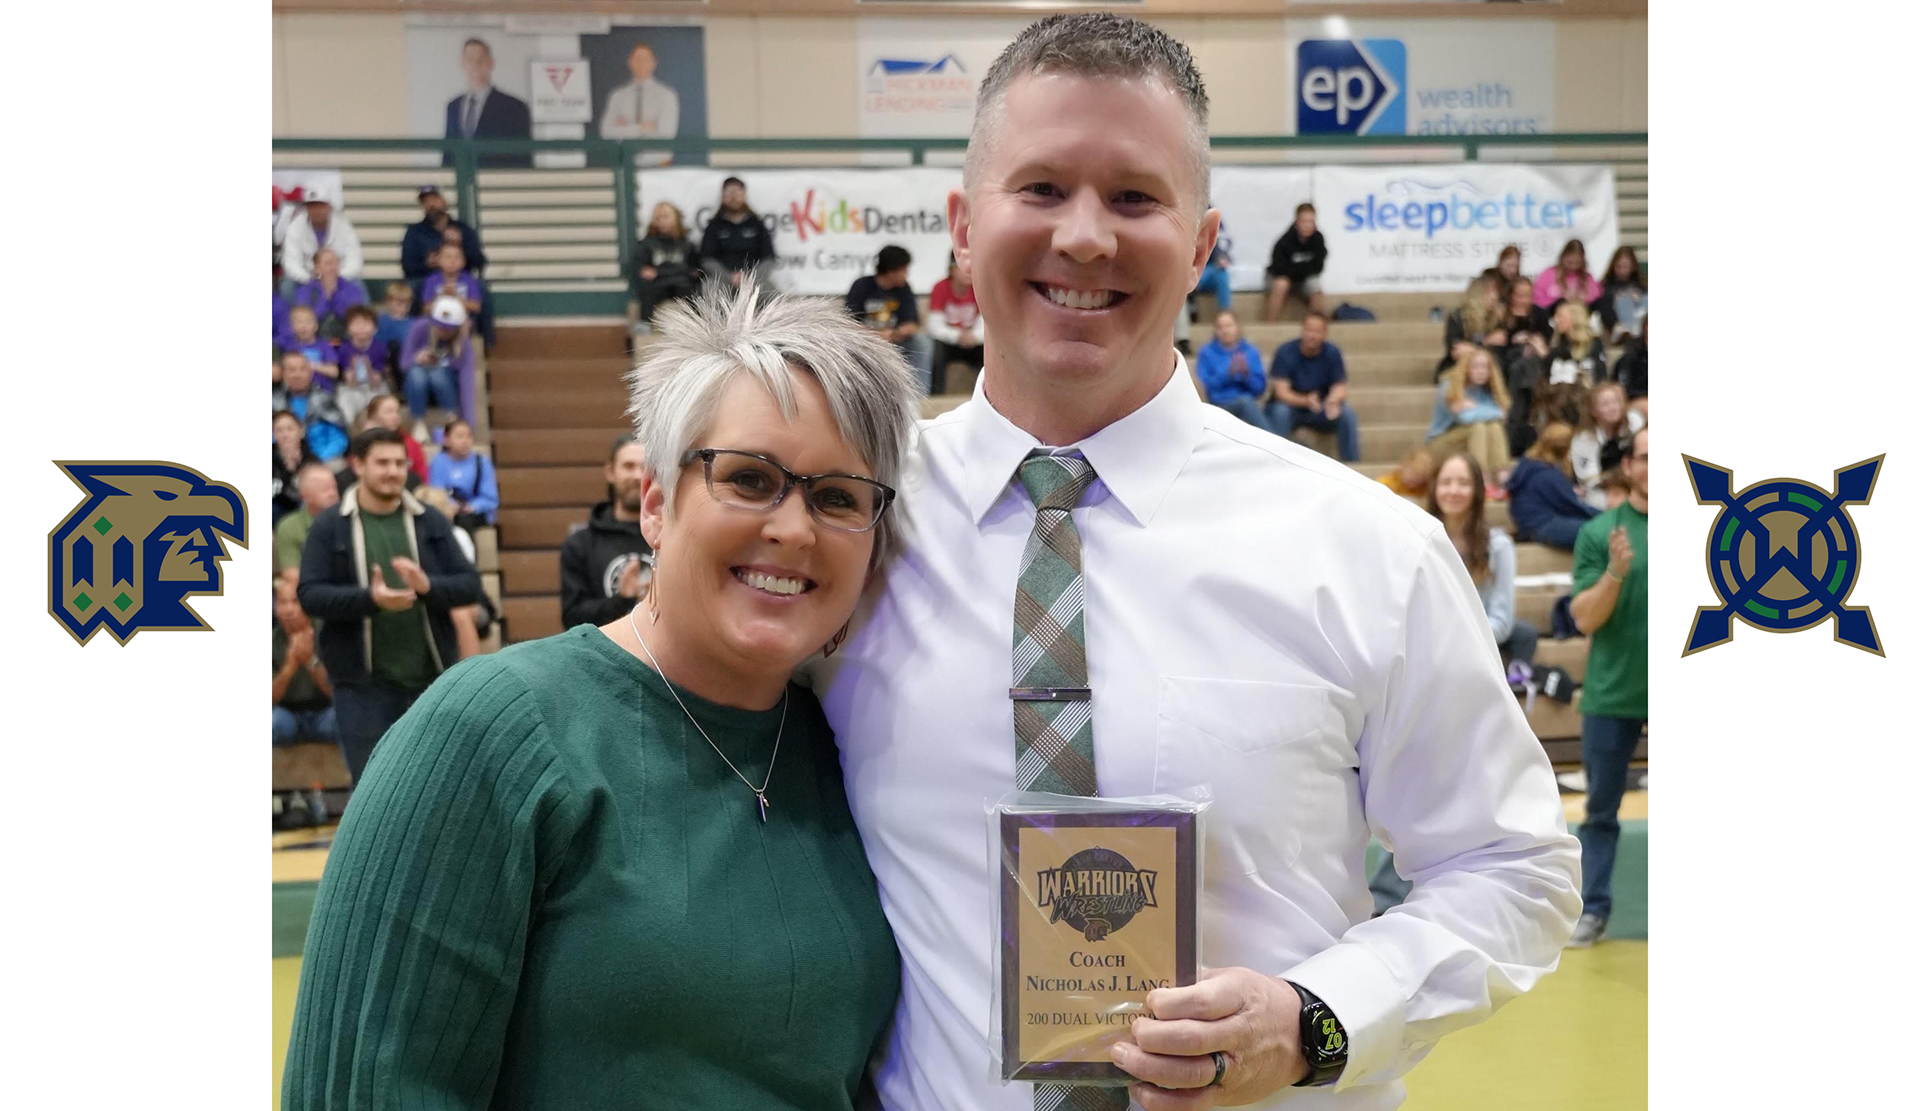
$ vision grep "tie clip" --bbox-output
[1009,687,1091,702]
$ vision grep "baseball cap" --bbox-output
[428,296,469,328]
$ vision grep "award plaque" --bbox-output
[998,807,1198,1084]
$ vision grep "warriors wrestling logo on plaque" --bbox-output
[1683,454,1884,656]
[48,461,249,645]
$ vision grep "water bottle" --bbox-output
[308,783,330,825]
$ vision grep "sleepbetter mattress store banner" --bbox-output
[637,168,963,296]
[1314,163,1618,294]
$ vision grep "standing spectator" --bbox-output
[1262,202,1329,321]
[1596,245,1647,341]
[1194,236,1233,314]
[273,409,319,526]
[845,245,932,394]
[1379,444,1436,500]
[297,427,481,783]
[1436,275,1509,381]
[599,42,680,166]
[273,576,338,748]
[293,247,369,340]
[1193,310,1272,432]
[1614,314,1649,411]
[558,435,653,629]
[283,305,340,387]
[631,201,701,328]
[443,38,532,169]
[276,461,340,579]
[1266,311,1360,460]
[280,190,364,296]
[924,252,984,394]
[422,243,484,327]
[1567,426,1649,948]
[357,393,430,486]
[400,185,487,294]
[697,177,774,290]
[1571,382,1645,511]
[272,352,349,462]
[427,419,498,531]
[1480,243,1523,304]
[1531,239,1601,330]
[333,305,392,427]
[400,297,476,425]
[1427,345,1512,481]
[1503,422,1597,551]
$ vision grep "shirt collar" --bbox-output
[955,350,1205,528]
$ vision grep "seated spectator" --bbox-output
[698,177,774,290]
[273,409,318,526]
[332,305,393,427]
[1427,345,1512,483]
[272,352,349,462]
[1436,275,1509,381]
[1379,445,1435,500]
[273,289,293,350]
[632,201,701,328]
[374,282,415,358]
[1195,237,1233,315]
[1194,311,1271,431]
[421,243,483,326]
[1571,382,1645,511]
[280,191,364,299]
[925,252,984,395]
[1480,243,1523,304]
[1614,315,1649,412]
[273,576,338,748]
[356,393,430,485]
[1531,238,1601,331]
[845,244,933,393]
[1262,202,1329,321]
[400,297,476,425]
[414,485,487,660]
[427,418,498,531]
[293,247,369,340]
[1596,245,1647,341]
[1505,298,1603,457]
[1265,312,1360,461]
[284,305,340,387]
[559,435,654,629]
[1504,422,1598,551]
[400,185,487,296]
[275,460,340,579]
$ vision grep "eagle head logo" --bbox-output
[48,462,249,645]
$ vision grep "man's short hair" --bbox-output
[966,14,1210,210]
[631,42,655,59]
[343,304,377,327]
[272,408,299,426]
[463,38,492,59]
[349,427,407,460]
[278,349,308,369]
[1295,202,1316,217]
[876,245,912,275]
[1302,310,1329,328]
[721,176,746,191]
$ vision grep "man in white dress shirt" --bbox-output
[815,14,1579,1111]
[599,42,680,166]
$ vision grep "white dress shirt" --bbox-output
[600,77,680,165]
[814,357,1580,1111]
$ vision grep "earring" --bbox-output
[645,549,662,625]
[822,621,851,658]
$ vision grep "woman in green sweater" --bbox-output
[283,285,920,1110]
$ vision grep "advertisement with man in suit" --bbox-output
[442,37,532,168]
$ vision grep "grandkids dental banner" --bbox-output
[1312,163,1617,294]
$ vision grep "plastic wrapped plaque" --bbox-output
[988,791,1208,1086]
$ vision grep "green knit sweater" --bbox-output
[282,625,900,1110]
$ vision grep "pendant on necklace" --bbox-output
[756,792,770,823]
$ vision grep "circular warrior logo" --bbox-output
[1684,455,1884,656]
[1035,847,1159,942]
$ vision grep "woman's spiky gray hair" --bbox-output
[623,281,921,565]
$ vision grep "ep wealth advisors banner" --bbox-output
[1315,164,1617,293]
[638,168,961,295]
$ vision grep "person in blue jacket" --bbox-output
[1192,310,1273,432]
[426,418,498,531]
[1504,422,1598,551]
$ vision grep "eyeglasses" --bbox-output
[681,448,895,533]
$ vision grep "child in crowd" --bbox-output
[427,418,498,532]
[375,282,415,356]
[284,306,339,388]
[332,305,392,426]
[1379,445,1436,500]
[422,243,483,330]
[400,297,475,424]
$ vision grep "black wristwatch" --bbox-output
[1288,981,1348,1088]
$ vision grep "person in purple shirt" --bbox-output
[400,296,475,423]
[421,243,483,323]
[293,247,370,340]
[1192,310,1274,432]
[272,289,293,351]
[333,305,393,425]
[1266,311,1362,462]
[284,305,340,389]
[426,418,499,530]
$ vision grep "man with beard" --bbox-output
[813,14,1578,1110]
[697,176,774,290]
[400,185,488,292]
[298,428,481,783]
[558,435,653,629]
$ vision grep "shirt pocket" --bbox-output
[1151,677,1353,876]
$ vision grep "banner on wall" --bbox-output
[854,19,1024,138]
[1314,163,1616,293]
[1205,167,1316,292]
[1288,19,1555,137]
[638,168,961,296]
[530,60,593,125]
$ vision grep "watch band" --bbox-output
[1288,981,1348,1088]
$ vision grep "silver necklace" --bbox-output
[627,607,786,822]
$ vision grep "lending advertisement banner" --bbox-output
[637,167,961,296]
[1313,163,1617,293]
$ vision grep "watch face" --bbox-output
[1304,1003,1348,1063]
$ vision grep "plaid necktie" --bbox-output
[1012,452,1129,1111]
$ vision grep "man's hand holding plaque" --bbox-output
[1113,969,1311,1108]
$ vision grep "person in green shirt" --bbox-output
[1566,425,1649,948]
[283,285,919,1110]
[274,460,337,578]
